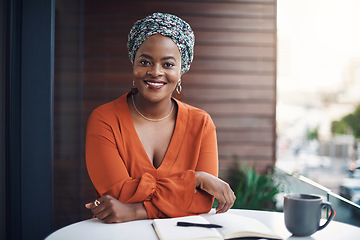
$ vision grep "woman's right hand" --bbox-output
[195,171,236,214]
[85,195,148,223]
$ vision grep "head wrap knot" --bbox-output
[127,13,195,74]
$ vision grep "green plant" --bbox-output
[331,120,348,135]
[228,163,280,211]
[332,104,360,139]
[342,105,360,139]
[306,127,319,140]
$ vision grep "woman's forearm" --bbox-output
[194,171,236,213]
[195,171,204,188]
[133,202,148,220]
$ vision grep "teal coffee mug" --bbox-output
[284,193,335,236]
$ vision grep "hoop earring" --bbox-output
[173,79,184,99]
[131,80,138,94]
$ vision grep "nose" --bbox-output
[147,64,164,77]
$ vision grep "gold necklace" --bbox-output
[131,94,174,122]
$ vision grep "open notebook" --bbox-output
[153,212,282,240]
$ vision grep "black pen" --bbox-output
[177,221,223,228]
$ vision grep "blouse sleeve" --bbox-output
[85,109,161,203]
[187,115,218,215]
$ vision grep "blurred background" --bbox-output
[276,0,360,208]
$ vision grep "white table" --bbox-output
[45,209,360,240]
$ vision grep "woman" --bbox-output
[85,13,235,223]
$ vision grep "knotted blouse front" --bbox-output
[85,92,218,218]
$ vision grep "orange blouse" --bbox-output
[85,92,218,219]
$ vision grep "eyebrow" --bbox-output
[139,54,177,62]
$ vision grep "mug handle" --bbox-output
[318,202,335,230]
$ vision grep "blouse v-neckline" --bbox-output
[118,93,188,172]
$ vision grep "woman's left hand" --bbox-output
[195,171,236,214]
[85,195,148,223]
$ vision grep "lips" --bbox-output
[144,80,166,89]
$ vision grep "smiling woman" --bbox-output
[132,34,181,108]
[84,13,235,224]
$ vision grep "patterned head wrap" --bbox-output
[127,12,195,74]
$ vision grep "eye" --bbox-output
[163,62,175,68]
[139,60,151,66]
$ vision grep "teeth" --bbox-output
[147,82,164,86]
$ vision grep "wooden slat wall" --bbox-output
[54,0,276,229]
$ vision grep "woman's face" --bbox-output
[133,34,182,103]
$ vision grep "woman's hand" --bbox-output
[85,195,148,223]
[195,171,236,214]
